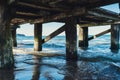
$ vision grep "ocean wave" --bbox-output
[43,43,65,48]
[18,42,65,48]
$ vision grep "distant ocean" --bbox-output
[17,34,65,50]
[17,34,114,52]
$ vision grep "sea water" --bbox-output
[0,34,120,80]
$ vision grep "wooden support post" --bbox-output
[11,28,17,47]
[34,23,42,51]
[65,18,77,61]
[0,1,14,68]
[111,24,120,52]
[42,25,65,44]
[79,27,88,50]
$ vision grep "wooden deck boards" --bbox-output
[9,0,120,26]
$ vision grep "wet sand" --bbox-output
[0,48,120,80]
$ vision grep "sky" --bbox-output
[17,3,119,36]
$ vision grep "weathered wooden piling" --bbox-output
[34,23,42,51]
[11,28,17,47]
[11,25,20,47]
[111,24,120,52]
[0,1,14,68]
[65,18,78,61]
[79,27,88,50]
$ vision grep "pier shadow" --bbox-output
[63,61,98,80]
[64,60,120,80]
[64,61,78,80]
[32,56,41,80]
[0,68,14,80]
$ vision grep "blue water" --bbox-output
[17,34,66,50]
[7,34,120,80]
[17,34,117,51]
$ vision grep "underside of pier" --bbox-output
[0,0,120,68]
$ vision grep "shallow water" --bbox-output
[0,34,120,80]
[1,49,120,80]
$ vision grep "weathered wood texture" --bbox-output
[79,27,88,50]
[42,25,65,43]
[88,29,111,40]
[111,24,120,52]
[11,28,17,47]
[10,0,120,25]
[0,1,14,69]
[65,18,77,61]
[34,23,42,51]
[32,8,86,24]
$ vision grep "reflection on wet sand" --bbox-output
[64,61,98,80]
[7,52,120,80]
[64,61,77,80]
[32,56,41,80]
[0,68,14,80]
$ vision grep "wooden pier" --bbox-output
[0,0,120,68]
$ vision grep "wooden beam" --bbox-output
[79,27,88,50]
[88,29,111,40]
[16,11,42,17]
[17,1,68,12]
[31,7,86,23]
[65,18,77,61]
[34,23,42,51]
[15,14,40,19]
[111,24,120,52]
[88,11,119,20]
[39,0,64,4]
[42,25,65,44]
[85,0,119,9]
[79,22,116,27]
[48,0,64,5]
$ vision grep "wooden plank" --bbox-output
[17,1,68,12]
[16,11,42,17]
[65,18,77,61]
[17,0,119,9]
[111,24,120,52]
[30,7,86,23]
[34,23,42,51]
[79,21,119,27]
[88,11,119,20]
[88,29,111,40]
[42,25,65,44]
[79,27,88,50]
